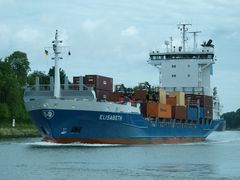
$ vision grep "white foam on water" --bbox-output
[27,141,122,147]
[206,131,240,144]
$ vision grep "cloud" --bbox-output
[0,0,240,112]
[121,26,138,36]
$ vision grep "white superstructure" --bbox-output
[148,24,216,96]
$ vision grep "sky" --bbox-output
[0,0,239,113]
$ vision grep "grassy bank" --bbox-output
[0,123,40,138]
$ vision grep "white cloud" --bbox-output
[121,26,138,36]
[0,0,240,112]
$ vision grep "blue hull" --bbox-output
[29,109,221,144]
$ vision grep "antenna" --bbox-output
[189,31,201,51]
[164,40,169,52]
[170,36,173,52]
[178,23,191,52]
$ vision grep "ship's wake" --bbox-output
[206,131,240,144]
[27,141,123,147]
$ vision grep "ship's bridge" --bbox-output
[149,51,214,62]
[147,33,216,96]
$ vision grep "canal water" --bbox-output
[0,131,240,180]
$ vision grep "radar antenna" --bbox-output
[164,40,169,52]
[189,31,201,51]
[178,23,191,52]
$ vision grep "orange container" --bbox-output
[158,104,172,119]
[166,96,177,106]
[146,102,158,117]
[147,102,172,119]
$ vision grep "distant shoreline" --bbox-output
[0,124,40,138]
[0,125,239,139]
[226,128,240,131]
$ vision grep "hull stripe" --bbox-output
[43,137,206,144]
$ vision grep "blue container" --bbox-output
[187,107,198,120]
[200,107,204,119]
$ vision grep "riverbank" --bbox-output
[0,123,40,138]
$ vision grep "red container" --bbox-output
[73,76,80,84]
[95,90,111,101]
[107,92,124,102]
[84,75,113,91]
[185,94,212,107]
[133,90,148,101]
[172,106,186,120]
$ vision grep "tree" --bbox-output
[0,103,10,123]
[0,52,32,124]
[0,60,25,123]
[221,109,240,129]
[27,71,49,85]
[4,51,30,87]
[48,66,66,84]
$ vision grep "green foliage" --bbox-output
[0,103,10,122]
[0,52,30,124]
[221,108,240,129]
[4,51,30,87]
[0,51,69,127]
[27,67,67,86]
[48,66,66,84]
[27,71,49,85]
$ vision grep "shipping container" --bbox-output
[187,106,198,121]
[186,106,213,121]
[147,102,172,119]
[172,106,187,120]
[166,96,177,106]
[73,76,80,84]
[107,92,123,102]
[73,76,84,90]
[95,90,111,101]
[147,102,159,117]
[84,75,113,91]
[169,92,185,106]
[158,104,172,119]
[133,90,148,101]
[185,94,212,107]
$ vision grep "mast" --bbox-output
[52,30,63,98]
[189,31,201,51]
[170,36,173,52]
[178,23,191,52]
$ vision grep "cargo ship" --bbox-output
[24,24,222,144]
